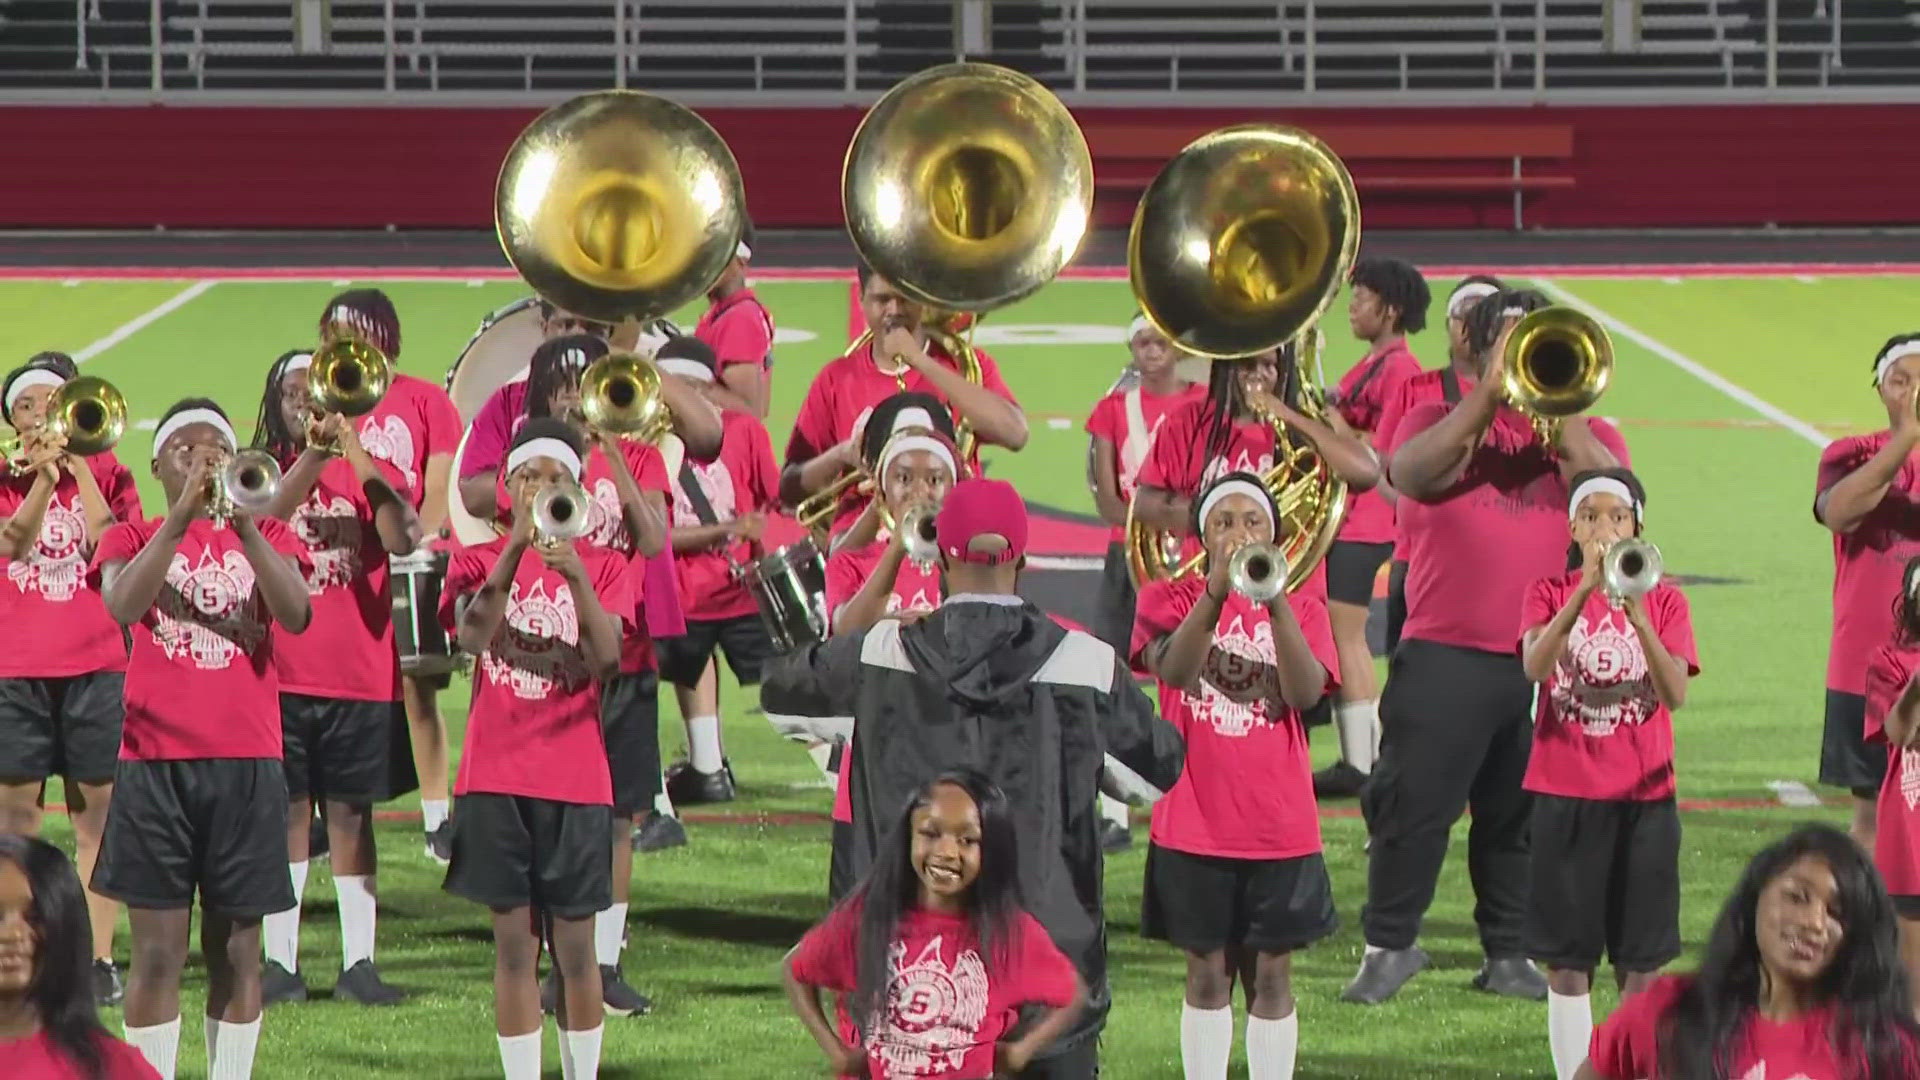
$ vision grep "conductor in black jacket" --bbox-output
[761,478,1185,1077]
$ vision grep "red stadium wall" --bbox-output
[2,102,1913,231]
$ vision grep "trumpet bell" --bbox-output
[496,90,747,325]
[1227,542,1289,604]
[1129,125,1361,359]
[533,479,592,544]
[897,503,940,563]
[578,352,671,443]
[843,62,1093,312]
[1603,538,1663,599]
[1502,307,1613,421]
[309,337,392,418]
[222,450,282,516]
[44,376,128,457]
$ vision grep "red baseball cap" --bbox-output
[935,479,1028,565]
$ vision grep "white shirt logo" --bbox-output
[671,458,738,529]
[1739,1064,1815,1080]
[866,936,989,1077]
[1899,747,1920,813]
[289,491,362,594]
[481,578,589,700]
[154,547,262,670]
[1199,447,1275,488]
[1551,603,1656,737]
[357,414,417,490]
[6,494,87,602]
[1186,611,1276,738]
[584,478,629,552]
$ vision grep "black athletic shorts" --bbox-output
[1325,540,1392,609]
[1092,541,1139,656]
[1141,844,1338,954]
[1383,558,1409,655]
[1821,689,1885,798]
[1524,794,1682,973]
[280,694,417,803]
[600,672,660,816]
[656,614,777,689]
[92,758,294,918]
[1893,895,1920,920]
[828,818,856,906]
[442,792,612,918]
[0,672,125,784]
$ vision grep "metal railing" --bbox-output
[2,0,1914,100]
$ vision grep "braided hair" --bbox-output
[249,349,315,468]
[318,288,401,360]
[1464,287,1551,360]
[524,334,609,424]
[1894,556,1920,646]
[1200,345,1304,481]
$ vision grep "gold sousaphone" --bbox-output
[1123,125,1361,594]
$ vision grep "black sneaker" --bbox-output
[92,959,124,1008]
[334,959,406,1006]
[599,964,653,1017]
[665,760,736,805]
[540,970,558,1016]
[424,820,453,866]
[261,960,308,1006]
[632,813,688,854]
[1098,818,1132,854]
[1313,761,1370,799]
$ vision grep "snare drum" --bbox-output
[391,548,461,677]
[741,538,829,654]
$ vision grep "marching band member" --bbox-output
[313,290,467,863]
[653,337,781,807]
[438,421,631,1080]
[1814,331,1920,849]
[692,221,776,419]
[1517,469,1697,1080]
[90,400,313,1080]
[0,353,144,1007]
[1862,554,1920,1002]
[1316,258,1430,796]
[1347,289,1627,1007]
[779,263,1026,534]
[1130,473,1340,1080]
[247,350,421,1009]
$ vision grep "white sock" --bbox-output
[1335,700,1377,774]
[1180,1003,1233,1080]
[652,783,677,820]
[559,1024,604,1080]
[124,1017,180,1080]
[1548,991,1593,1080]
[422,799,450,832]
[334,874,377,969]
[263,860,308,971]
[497,1031,541,1080]
[594,903,628,967]
[210,1018,260,1080]
[204,1016,220,1070]
[805,741,836,781]
[1246,1013,1299,1080]
[1099,793,1130,828]
[687,715,724,773]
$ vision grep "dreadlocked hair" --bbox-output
[250,349,315,468]
[1464,287,1551,358]
[319,288,401,360]
[1201,346,1304,477]
[1894,556,1920,646]
[524,334,610,424]
[1350,257,1433,334]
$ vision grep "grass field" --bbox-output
[9,264,1920,1078]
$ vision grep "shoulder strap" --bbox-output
[1339,352,1391,406]
[677,458,721,526]
[1119,388,1151,476]
[1440,368,1463,404]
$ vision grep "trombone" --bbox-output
[309,335,392,418]
[796,467,871,534]
[3,376,128,474]
[1500,307,1613,446]
[579,352,672,444]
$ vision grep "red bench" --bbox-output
[1086,123,1576,230]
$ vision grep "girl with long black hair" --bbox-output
[1861,554,1920,1008]
[785,769,1085,1079]
[0,835,158,1078]
[1579,823,1920,1079]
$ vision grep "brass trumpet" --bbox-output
[209,449,282,526]
[896,502,940,564]
[579,352,671,444]
[1602,538,1663,599]
[532,478,592,547]
[1227,542,1289,603]
[309,336,392,418]
[1501,307,1613,446]
[3,377,128,474]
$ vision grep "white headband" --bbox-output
[1874,341,1920,386]
[1127,314,1154,340]
[735,241,752,261]
[282,353,314,375]
[151,409,237,462]
[891,407,935,434]
[1198,479,1273,528]
[1448,282,1500,319]
[657,358,714,383]
[882,433,956,478]
[4,369,65,414]
[1568,476,1641,522]
[505,437,583,481]
[1500,305,1530,319]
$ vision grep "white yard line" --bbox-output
[1537,278,1830,450]
[72,281,217,364]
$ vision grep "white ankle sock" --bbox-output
[1246,1013,1299,1080]
[1180,1003,1233,1079]
[1335,700,1377,774]
[421,798,450,832]
[652,784,677,820]
[687,715,724,773]
[497,1031,541,1080]
[1099,793,1130,828]
[1548,991,1593,1080]
[210,1018,260,1080]
[204,1015,219,1070]
[263,860,307,971]
[559,1024,604,1080]
[124,1017,180,1080]
[334,874,377,969]
[594,903,628,967]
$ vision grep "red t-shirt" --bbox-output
[1136,397,1275,497]
[1332,340,1422,545]
[1864,641,1920,897]
[1129,576,1340,860]
[825,541,943,824]
[1393,403,1630,655]
[1374,367,1472,560]
[458,382,529,480]
[1586,974,1920,1079]
[354,372,463,509]
[1085,384,1203,544]
[272,458,404,702]
[671,410,779,621]
[787,900,1079,1080]
[0,454,143,678]
[695,287,774,376]
[88,517,307,761]
[1519,574,1700,802]
[439,538,633,805]
[1,1030,163,1080]
[1816,432,1920,695]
